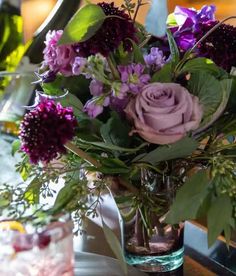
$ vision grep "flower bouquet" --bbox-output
[4,0,236,273]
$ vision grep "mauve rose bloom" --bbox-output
[124,83,203,144]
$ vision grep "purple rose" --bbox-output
[43,30,76,76]
[124,83,203,144]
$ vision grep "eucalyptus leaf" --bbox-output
[207,194,232,247]
[11,139,20,156]
[24,178,42,204]
[145,0,168,37]
[133,137,198,165]
[102,219,128,275]
[58,4,106,45]
[131,41,145,65]
[165,170,209,224]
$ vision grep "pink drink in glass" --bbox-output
[0,218,74,276]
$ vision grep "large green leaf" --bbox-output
[133,137,198,165]
[58,4,106,45]
[151,63,172,83]
[165,170,209,224]
[207,194,232,247]
[178,58,220,76]
[100,112,131,148]
[188,73,232,132]
[102,219,128,275]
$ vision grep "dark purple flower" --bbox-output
[43,30,76,76]
[75,2,137,57]
[144,47,167,71]
[195,21,236,72]
[118,63,150,94]
[19,100,77,164]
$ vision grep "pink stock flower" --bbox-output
[43,30,76,76]
[125,83,203,144]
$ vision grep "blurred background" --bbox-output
[22,0,236,42]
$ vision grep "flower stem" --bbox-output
[65,141,101,168]
[107,55,120,80]
[65,141,139,194]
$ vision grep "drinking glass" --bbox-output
[0,215,74,276]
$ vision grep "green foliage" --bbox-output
[100,112,132,149]
[151,63,172,83]
[165,170,210,223]
[188,72,232,132]
[102,219,128,275]
[133,137,199,165]
[58,4,106,45]
[11,139,20,156]
[166,29,180,66]
[23,178,42,204]
[177,58,221,77]
[59,93,83,116]
[207,194,232,247]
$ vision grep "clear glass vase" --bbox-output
[120,169,184,273]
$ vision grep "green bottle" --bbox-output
[0,0,24,95]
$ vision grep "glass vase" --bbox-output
[120,170,184,273]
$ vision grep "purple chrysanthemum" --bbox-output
[43,30,76,76]
[117,63,150,94]
[75,2,137,57]
[19,100,77,164]
[195,21,236,72]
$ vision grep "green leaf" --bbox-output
[131,41,145,65]
[133,137,198,165]
[59,93,83,116]
[207,194,232,247]
[100,112,131,148]
[24,178,42,204]
[166,29,180,65]
[98,158,130,174]
[178,58,220,76]
[188,73,232,132]
[58,4,106,45]
[51,181,78,214]
[102,219,128,275]
[165,170,209,224]
[79,140,148,153]
[166,13,177,26]
[11,139,20,156]
[151,63,172,83]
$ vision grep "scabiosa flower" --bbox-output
[84,96,110,118]
[118,63,150,94]
[43,30,76,76]
[19,99,77,164]
[195,21,236,72]
[144,47,167,71]
[75,2,137,57]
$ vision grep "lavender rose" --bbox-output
[124,83,203,144]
